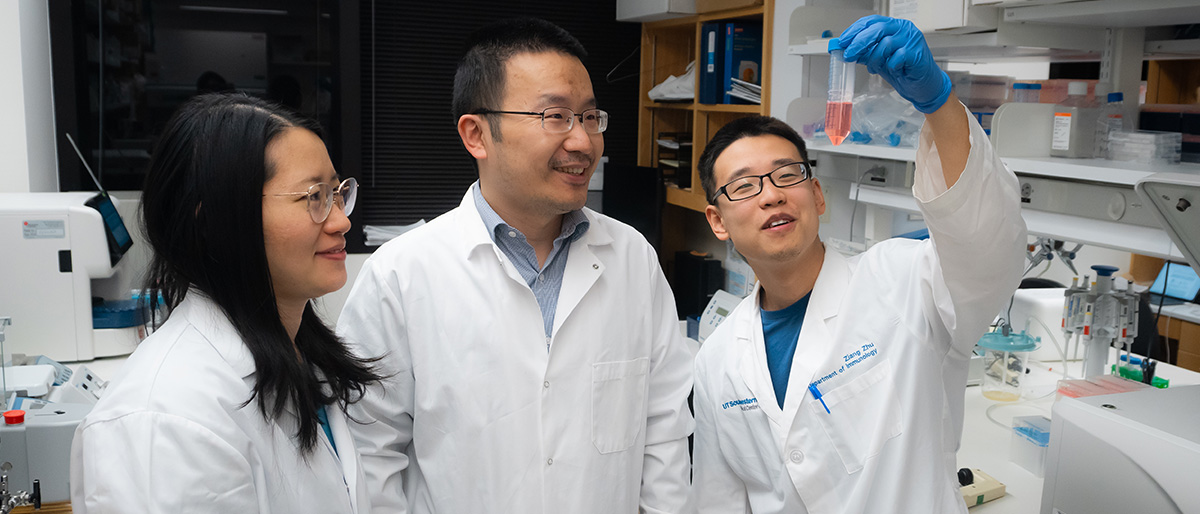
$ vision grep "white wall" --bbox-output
[0,0,57,193]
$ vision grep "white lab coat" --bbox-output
[693,104,1026,514]
[336,192,695,514]
[71,294,371,514]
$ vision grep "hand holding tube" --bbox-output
[835,15,951,114]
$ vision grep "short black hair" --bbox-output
[452,17,587,141]
[140,93,382,453]
[698,116,810,204]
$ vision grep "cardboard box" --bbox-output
[1180,321,1200,354]
[1176,350,1200,372]
[1127,253,1166,286]
[617,0,695,22]
[696,0,763,14]
[1158,316,1184,340]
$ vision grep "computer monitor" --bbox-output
[1149,261,1200,304]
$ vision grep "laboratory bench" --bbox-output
[956,347,1200,513]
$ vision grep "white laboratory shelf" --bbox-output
[1003,0,1200,28]
[848,183,1186,260]
[786,42,830,56]
[810,141,1200,188]
[1145,38,1200,60]
[807,142,917,162]
[789,13,1200,63]
[789,22,1104,62]
[1002,157,1200,186]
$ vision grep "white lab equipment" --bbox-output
[1009,288,1078,364]
[698,289,741,344]
[0,365,56,398]
[0,401,91,504]
[1061,265,1139,378]
[1034,172,1200,513]
[0,193,141,362]
[1137,173,1200,273]
[45,365,105,405]
[1041,385,1200,514]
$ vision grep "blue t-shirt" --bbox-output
[317,404,337,455]
[761,293,811,408]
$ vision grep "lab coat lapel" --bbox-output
[326,405,365,514]
[453,190,527,287]
[781,245,849,430]
[737,287,786,428]
[552,210,612,336]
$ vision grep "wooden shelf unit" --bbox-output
[637,1,774,213]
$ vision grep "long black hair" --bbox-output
[140,93,383,453]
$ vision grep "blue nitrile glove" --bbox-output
[835,15,951,114]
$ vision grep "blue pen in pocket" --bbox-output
[808,383,830,414]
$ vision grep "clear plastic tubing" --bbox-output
[826,38,855,146]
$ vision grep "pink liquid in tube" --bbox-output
[825,101,852,146]
[826,38,855,146]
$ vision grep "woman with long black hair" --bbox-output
[71,94,384,513]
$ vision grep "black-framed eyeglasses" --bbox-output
[711,162,813,203]
[264,177,358,223]
[472,107,609,134]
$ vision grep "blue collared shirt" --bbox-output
[472,182,590,340]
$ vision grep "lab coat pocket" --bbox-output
[811,359,904,474]
[591,358,650,454]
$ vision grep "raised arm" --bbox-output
[837,15,969,186]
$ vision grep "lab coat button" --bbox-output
[547,458,554,466]
[543,381,550,388]
[790,450,804,463]
[592,264,599,270]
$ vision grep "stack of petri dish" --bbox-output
[1107,130,1182,164]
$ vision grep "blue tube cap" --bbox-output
[1091,264,1120,277]
[828,38,842,52]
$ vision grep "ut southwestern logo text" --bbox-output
[722,397,759,411]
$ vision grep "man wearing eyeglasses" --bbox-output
[338,17,693,514]
[691,16,1026,513]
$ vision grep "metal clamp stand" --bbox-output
[0,463,40,514]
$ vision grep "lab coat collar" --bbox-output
[452,189,615,260]
[733,244,849,428]
[173,292,257,379]
[807,243,850,323]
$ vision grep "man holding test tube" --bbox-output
[691,15,1027,513]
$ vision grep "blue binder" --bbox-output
[699,22,723,105]
[722,22,762,104]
